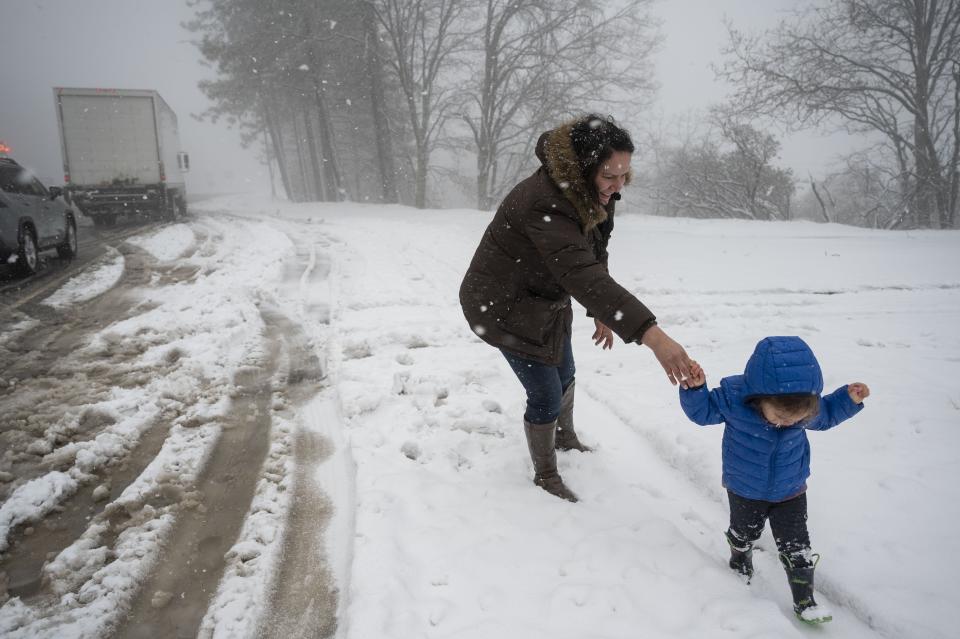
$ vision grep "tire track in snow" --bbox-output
[255,236,338,638]
[108,309,281,639]
[258,427,337,639]
[0,246,184,593]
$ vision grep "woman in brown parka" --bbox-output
[459,114,696,502]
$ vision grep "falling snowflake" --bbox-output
[473,325,487,336]
[543,215,551,222]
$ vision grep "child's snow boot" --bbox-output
[524,419,578,502]
[724,530,754,581]
[555,382,592,452]
[779,552,832,624]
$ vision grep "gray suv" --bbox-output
[0,157,77,276]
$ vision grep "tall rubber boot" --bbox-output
[725,530,754,582]
[779,552,832,624]
[524,419,578,502]
[555,382,593,452]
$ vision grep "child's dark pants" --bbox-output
[727,490,812,566]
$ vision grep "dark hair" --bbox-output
[747,394,820,422]
[569,114,634,192]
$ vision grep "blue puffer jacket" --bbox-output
[679,337,863,502]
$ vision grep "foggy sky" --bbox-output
[0,0,269,194]
[0,0,854,198]
[655,0,857,179]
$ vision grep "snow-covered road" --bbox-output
[1,195,958,638]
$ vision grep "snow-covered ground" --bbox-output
[2,194,958,638]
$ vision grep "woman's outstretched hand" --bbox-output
[592,319,614,350]
[640,325,696,387]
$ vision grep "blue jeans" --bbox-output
[501,332,575,424]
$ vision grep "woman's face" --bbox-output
[594,150,632,206]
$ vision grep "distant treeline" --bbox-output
[188,0,960,229]
[186,0,658,210]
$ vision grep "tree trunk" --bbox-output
[415,144,428,208]
[810,177,831,223]
[303,105,328,201]
[292,106,312,202]
[264,128,277,199]
[363,0,399,203]
[300,11,342,202]
[311,88,343,201]
[413,94,429,209]
[476,146,492,210]
[263,95,292,200]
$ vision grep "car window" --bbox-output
[29,177,49,197]
[0,165,35,196]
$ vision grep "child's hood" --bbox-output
[743,336,823,397]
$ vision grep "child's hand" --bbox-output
[687,361,706,387]
[848,382,870,404]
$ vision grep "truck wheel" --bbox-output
[163,198,178,222]
[57,216,78,260]
[17,226,39,276]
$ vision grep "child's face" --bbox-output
[758,402,814,427]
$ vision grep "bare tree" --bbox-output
[643,116,795,221]
[719,0,960,228]
[803,151,908,228]
[717,116,794,219]
[188,0,410,203]
[361,0,400,203]
[372,0,472,208]
[462,0,659,209]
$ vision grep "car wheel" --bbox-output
[57,216,78,260]
[17,226,39,276]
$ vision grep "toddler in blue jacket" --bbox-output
[679,336,869,624]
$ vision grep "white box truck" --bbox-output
[53,87,189,226]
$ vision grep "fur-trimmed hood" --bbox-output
[459,118,657,366]
[535,119,630,230]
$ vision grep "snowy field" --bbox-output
[1,194,958,638]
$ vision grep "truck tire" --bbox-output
[17,226,39,276]
[162,197,180,222]
[57,216,78,260]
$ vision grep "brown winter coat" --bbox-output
[459,121,657,365]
